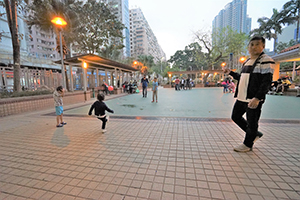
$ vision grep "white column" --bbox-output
[69,65,74,92]
[105,70,108,83]
[115,68,117,87]
[96,68,99,87]
[83,67,87,92]
[292,61,296,81]
[120,70,123,86]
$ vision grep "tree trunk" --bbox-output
[4,0,21,92]
[273,36,277,55]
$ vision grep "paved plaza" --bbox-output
[0,88,299,200]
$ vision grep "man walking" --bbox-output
[141,75,149,98]
[223,36,275,152]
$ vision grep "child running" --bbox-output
[88,93,114,133]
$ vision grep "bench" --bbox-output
[205,82,217,87]
[283,88,297,96]
[270,88,300,97]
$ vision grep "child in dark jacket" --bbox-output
[88,93,114,133]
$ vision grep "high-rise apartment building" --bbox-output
[25,0,61,60]
[105,0,130,58]
[277,24,300,44]
[27,26,60,60]
[129,8,166,63]
[212,0,251,41]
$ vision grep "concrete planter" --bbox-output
[0,91,91,117]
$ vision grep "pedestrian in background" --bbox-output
[141,75,149,98]
[175,77,180,91]
[88,93,114,133]
[152,77,158,103]
[53,86,67,128]
[223,36,275,152]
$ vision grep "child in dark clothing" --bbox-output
[88,93,114,133]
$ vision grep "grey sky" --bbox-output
[129,0,289,59]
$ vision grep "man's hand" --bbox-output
[248,98,260,109]
[223,68,231,75]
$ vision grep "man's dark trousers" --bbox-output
[143,86,147,97]
[231,100,263,148]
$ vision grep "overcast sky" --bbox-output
[129,0,289,59]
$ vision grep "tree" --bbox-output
[251,8,293,54]
[1,0,28,92]
[282,0,300,43]
[73,0,125,54]
[193,31,222,70]
[99,43,123,61]
[168,42,205,71]
[212,27,248,68]
[213,27,248,56]
[26,0,81,56]
[137,55,155,69]
[276,39,296,53]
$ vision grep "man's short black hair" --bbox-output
[56,86,63,91]
[249,36,265,45]
[97,93,105,101]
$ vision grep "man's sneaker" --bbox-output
[254,131,263,143]
[234,144,251,152]
[102,129,107,133]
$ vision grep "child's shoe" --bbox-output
[102,129,107,133]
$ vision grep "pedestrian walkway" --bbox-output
[0,88,299,200]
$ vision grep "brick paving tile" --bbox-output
[0,92,300,200]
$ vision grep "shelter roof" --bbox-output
[272,46,300,63]
[55,53,137,72]
[280,43,300,53]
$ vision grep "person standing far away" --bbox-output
[53,86,67,128]
[181,78,185,90]
[223,36,275,152]
[151,77,158,103]
[88,93,114,133]
[175,77,180,91]
[141,75,149,98]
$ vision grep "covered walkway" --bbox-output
[58,54,138,92]
[272,44,300,81]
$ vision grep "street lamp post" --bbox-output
[51,17,67,90]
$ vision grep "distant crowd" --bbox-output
[174,77,194,90]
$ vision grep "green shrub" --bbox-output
[0,90,53,99]
[293,76,300,84]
